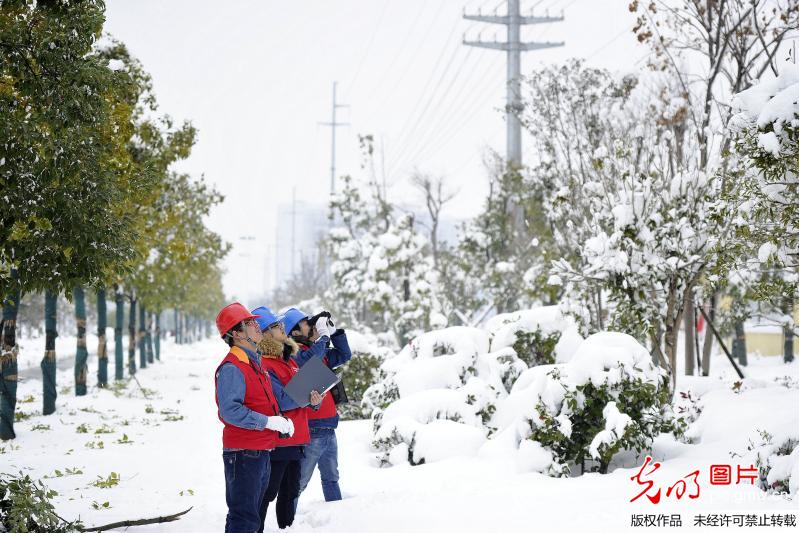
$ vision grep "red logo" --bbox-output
[630,456,757,504]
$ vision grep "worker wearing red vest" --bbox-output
[214,302,295,533]
[281,308,352,505]
[251,306,322,531]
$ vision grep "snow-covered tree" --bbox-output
[327,174,444,347]
[438,153,557,326]
[730,64,799,358]
[628,0,799,368]
[520,60,743,384]
[520,60,640,334]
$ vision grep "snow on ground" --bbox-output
[3,335,799,532]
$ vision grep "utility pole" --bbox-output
[290,186,297,277]
[463,0,564,168]
[319,81,349,195]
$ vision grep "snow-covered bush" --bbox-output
[336,331,394,420]
[740,429,799,497]
[758,436,799,496]
[492,332,675,476]
[366,326,498,466]
[366,308,583,467]
[672,390,703,444]
[485,307,583,366]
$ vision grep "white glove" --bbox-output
[314,319,333,339]
[265,416,294,436]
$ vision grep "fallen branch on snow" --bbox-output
[77,506,193,532]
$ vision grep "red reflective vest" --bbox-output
[215,346,280,450]
[261,356,311,446]
[309,374,338,420]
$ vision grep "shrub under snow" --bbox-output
[365,326,500,465]
[485,307,584,365]
[521,332,676,475]
[367,314,678,476]
[336,330,394,420]
[365,307,589,467]
[741,429,799,497]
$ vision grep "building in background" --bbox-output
[273,199,329,289]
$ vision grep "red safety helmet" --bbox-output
[216,302,258,338]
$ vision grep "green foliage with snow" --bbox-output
[511,329,561,367]
[0,472,81,532]
[529,366,674,475]
[730,65,799,314]
[336,349,384,421]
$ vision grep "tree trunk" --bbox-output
[694,306,702,374]
[175,308,181,345]
[702,292,718,376]
[1,286,20,440]
[139,304,147,369]
[784,296,794,363]
[41,291,58,415]
[146,312,154,364]
[128,295,137,376]
[732,318,747,366]
[701,295,716,376]
[96,288,108,388]
[665,325,678,390]
[684,298,695,376]
[155,312,161,360]
[114,286,124,380]
[73,286,89,396]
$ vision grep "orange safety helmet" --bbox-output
[216,302,258,338]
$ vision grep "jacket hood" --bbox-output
[258,336,299,360]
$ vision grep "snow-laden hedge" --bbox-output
[334,330,394,420]
[741,428,799,497]
[364,326,499,465]
[365,309,678,475]
[493,332,676,475]
[485,307,584,366]
[365,307,580,466]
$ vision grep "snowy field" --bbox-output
[4,335,799,532]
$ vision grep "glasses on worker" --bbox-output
[268,322,285,332]
[243,319,259,328]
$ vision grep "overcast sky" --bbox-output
[103,0,643,303]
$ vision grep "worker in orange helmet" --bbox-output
[214,302,294,533]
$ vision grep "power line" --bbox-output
[344,0,393,98]
[586,24,636,60]
[388,45,476,174]
[390,46,496,173]
[397,54,506,171]
[386,17,468,170]
[365,1,448,115]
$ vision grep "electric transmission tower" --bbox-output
[319,81,349,195]
[463,0,564,168]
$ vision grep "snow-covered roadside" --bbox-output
[3,338,798,532]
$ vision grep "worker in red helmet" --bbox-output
[214,302,295,533]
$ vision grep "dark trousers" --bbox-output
[259,456,302,530]
[223,449,271,533]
